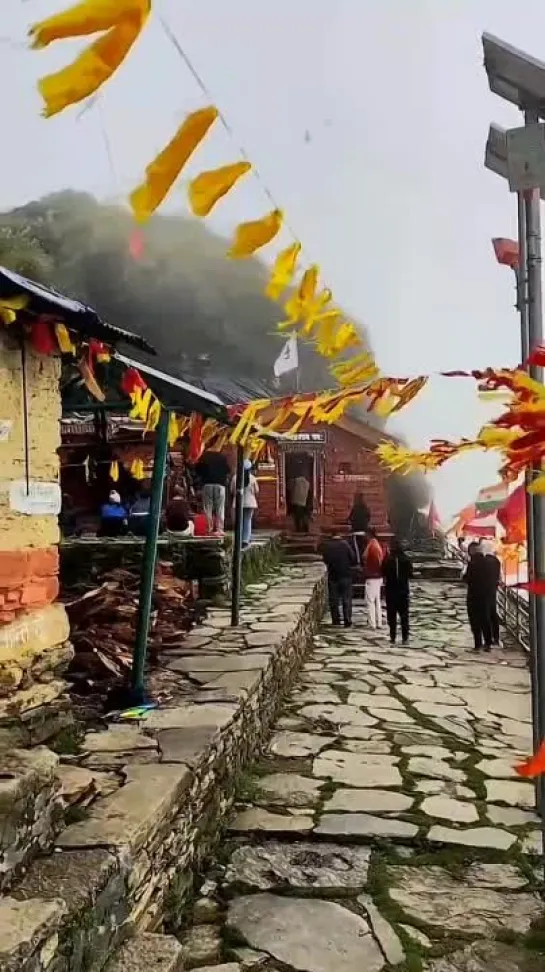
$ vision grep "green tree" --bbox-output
[0,224,53,282]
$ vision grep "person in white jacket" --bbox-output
[232,459,259,548]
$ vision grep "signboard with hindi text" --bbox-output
[9,480,61,516]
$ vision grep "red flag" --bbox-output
[129,228,145,261]
[497,484,526,545]
[31,318,56,355]
[512,580,545,595]
[188,414,204,463]
[121,367,147,396]
[526,345,545,368]
[492,237,519,269]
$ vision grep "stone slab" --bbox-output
[269,731,335,758]
[106,934,184,972]
[156,727,216,766]
[228,808,314,834]
[57,764,191,851]
[316,813,418,840]
[427,825,516,851]
[387,865,540,937]
[0,896,66,972]
[169,654,271,673]
[323,788,413,814]
[227,893,384,972]
[421,796,479,824]
[313,750,402,788]
[144,703,237,732]
[358,894,404,966]
[224,841,371,892]
[255,773,323,808]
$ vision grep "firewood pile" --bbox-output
[63,562,201,687]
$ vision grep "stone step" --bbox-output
[0,894,66,972]
[413,562,462,581]
[0,746,62,891]
[104,933,184,972]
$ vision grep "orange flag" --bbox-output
[515,740,545,778]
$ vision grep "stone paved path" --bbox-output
[180,580,545,972]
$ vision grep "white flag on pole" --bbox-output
[273,335,299,378]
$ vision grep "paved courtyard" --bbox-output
[181,580,545,972]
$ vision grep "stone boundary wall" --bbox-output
[1,562,325,972]
[60,532,282,601]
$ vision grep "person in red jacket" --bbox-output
[363,528,384,629]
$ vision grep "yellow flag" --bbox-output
[168,412,180,447]
[300,288,333,335]
[29,0,149,48]
[0,294,29,325]
[144,397,161,434]
[477,426,520,450]
[188,161,251,218]
[284,265,319,323]
[265,243,301,300]
[314,314,343,358]
[331,353,378,387]
[109,460,119,482]
[129,386,152,421]
[372,393,399,418]
[78,358,105,401]
[228,209,283,258]
[54,322,76,354]
[130,458,145,480]
[529,473,545,495]
[130,107,219,223]
[38,18,143,117]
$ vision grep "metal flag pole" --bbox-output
[230,444,245,626]
[517,189,540,760]
[523,130,545,825]
[131,408,169,703]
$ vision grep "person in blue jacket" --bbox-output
[99,490,128,537]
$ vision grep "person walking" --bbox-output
[481,539,502,646]
[195,450,231,535]
[232,459,259,548]
[381,539,413,645]
[349,492,371,561]
[319,531,357,626]
[463,541,493,651]
[290,471,311,533]
[363,528,384,629]
[349,492,371,533]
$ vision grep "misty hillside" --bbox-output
[4,191,371,400]
[0,190,430,526]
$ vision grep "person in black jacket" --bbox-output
[348,492,371,561]
[480,539,502,646]
[463,542,493,651]
[381,539,413,644]
[319,532,357,627]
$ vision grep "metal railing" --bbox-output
[446,541,530,653]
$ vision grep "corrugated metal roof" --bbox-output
[0,266,155,355]
[113,352,229,421]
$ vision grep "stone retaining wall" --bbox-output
[60,532,281,602]
[1,562,325,972]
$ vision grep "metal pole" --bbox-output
[131,408,169,702]
[518,189,540,755]
[230,445,244,626]
[517,193,530,360]
[524,108,545,825]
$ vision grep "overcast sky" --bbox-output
[6,0,545,519]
